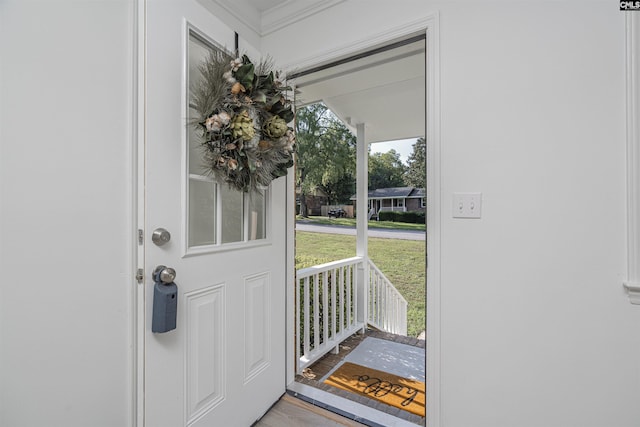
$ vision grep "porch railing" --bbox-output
[296,256,409,374]
[367,260,408,335]
[296,257,364,374]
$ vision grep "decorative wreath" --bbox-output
[191,51,295,192]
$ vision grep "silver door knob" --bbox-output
[153,265,176,284]
[152,228,171,246]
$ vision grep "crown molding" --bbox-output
[209,0,343,37]
[261,0,345,36]
[210,0,262,35]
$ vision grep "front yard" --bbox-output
[295,230,426,338]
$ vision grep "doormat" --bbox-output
[323,361,425,417]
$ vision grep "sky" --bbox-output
[369,138,418,165]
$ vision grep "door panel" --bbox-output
[185,284,225,422]
[145,2,287,426]
[244,272,271,382]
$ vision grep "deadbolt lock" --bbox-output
[152,228,171,246]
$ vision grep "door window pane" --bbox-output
[248,190,266,241]
[220,184,244,244]
[188,35,213,176]
[186,28,267,249]
[189,178,216,246]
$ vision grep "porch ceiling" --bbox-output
[291,38,426,144]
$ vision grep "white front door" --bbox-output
[144,2,287,426]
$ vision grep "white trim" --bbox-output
[207,0,345,37]
[424,12,442,427]
[287,86,298,386]
[182,24,273,257]
[133,0,146,425]
[208,0,262,36]
[356,123,368,260]
[286,84,299,383]
[280,16,433,72]
[356,124,368,331]
[261,0,345,36]
[184,238,272,256]
[183,21,195,259]
[287,382,419,427]
[286,170,296,386]
[625,13,640,304]
[624,282,640,305]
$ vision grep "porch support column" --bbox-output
[356,123,368,332]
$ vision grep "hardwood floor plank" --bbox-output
[254,394,366,427]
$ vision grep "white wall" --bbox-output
[195,0,262,52]
[264,1,640,426]
[0,2,134,426]
[1,1,638,426]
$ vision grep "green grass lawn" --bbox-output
[297,215,425,232]
[295,231,425,338]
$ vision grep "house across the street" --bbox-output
[352,186,425,219]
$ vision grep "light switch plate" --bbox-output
[453,192,482,218]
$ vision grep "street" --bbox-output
[295,221,425,241]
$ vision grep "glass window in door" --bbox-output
[186,28,268,251]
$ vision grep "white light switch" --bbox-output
[453,192,482,218]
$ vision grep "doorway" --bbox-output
[287,27,435,425]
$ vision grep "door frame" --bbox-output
[282,13,442,427]
[133,0,145,425]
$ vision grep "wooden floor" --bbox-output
[253,393,366,427]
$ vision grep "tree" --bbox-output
[368,149,406,190]
[404,137,426,189]
[295,103,356,216]
[317,173,355,206]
